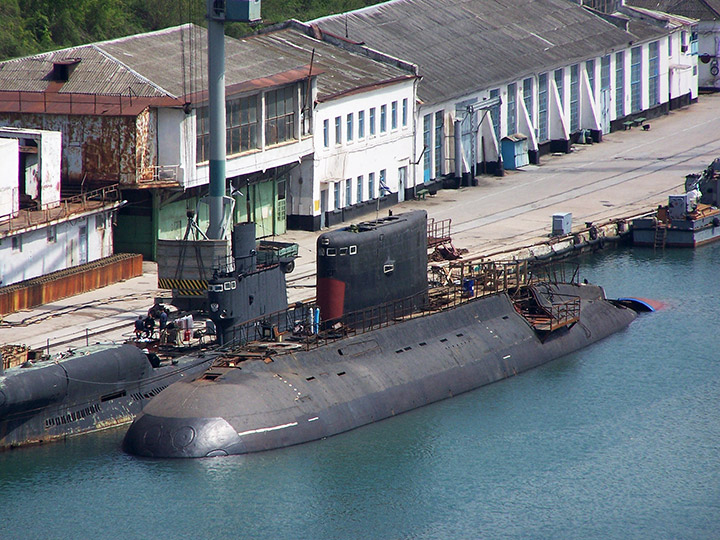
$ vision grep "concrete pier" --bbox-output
[3,93,720,352]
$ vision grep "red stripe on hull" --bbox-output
[317,277,346,321]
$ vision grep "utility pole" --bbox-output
[205,0,261,239]
[206,0,226,239]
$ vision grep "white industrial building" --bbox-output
[310,57,416,227]
[253,21,419,229]
[312,0,698,188]
[0,22,418,256]
[626,0,720,92]
[0,128,122,286]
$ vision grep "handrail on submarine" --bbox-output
[214,259,580,363]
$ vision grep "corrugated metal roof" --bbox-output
[310,0,673,105]
[622,5,699,27]
[0,23,415,113]
[0,45,170,98]
[248,25,416,101]
[627,0,720,20]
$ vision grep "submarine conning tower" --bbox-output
[231,221,257,274]
[316,210,429,324]
[208,221,288,345]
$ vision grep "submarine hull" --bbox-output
[0,344,216,451]
[123,284,636,458]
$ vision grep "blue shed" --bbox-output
[501,133,529,170]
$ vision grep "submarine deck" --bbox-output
[210,258,581,368]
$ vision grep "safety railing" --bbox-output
[427,217,452,248]
[216,260,537,361]
[521,296,581,332]
[0,185,121,233]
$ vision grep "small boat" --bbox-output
[632,158,720,248]
[0,343,217,450]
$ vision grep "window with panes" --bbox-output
[601,55,610,92]
[434,111,443,177]
[523,78,533,123]
[265,86,295,146]
[630,46,642,113]
[554,69,564,108]
[507,83,517,135]
[538,73,548,141]
[648,41,659,106]
[615,51,625,117]
[586,59,596,99]
[570,64,579,132]
[196,105,209,162]
[423,114,432,181]
[489,89,500,142]
[226,95,258,156]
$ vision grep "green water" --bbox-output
[1,245,718,539]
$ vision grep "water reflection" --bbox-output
[1,245,719,540]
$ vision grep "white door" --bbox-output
[320,189,327,229]
[600,88,611,134]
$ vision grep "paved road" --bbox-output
[3,93,719,352]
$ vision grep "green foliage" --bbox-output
[0,0,383,61]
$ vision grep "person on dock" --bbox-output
[159,308,169,344]
[134,315,144,340]
[143,315,155,338]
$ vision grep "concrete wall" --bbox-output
[0,128,62,210]
[38,130,62,208]
[158,107,191,186]
[0,209,115,287]
[0,138,18,217]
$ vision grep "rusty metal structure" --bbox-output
[0,185,121,233]
[0,344,34,370]
[0,253,142,315]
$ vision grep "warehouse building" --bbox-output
[312,0,698,188]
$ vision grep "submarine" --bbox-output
[0,343,217,450]
[123,210,638,458]
[0,217,293,451]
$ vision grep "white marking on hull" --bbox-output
[237,421,298,437]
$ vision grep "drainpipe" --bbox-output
[412,78,419,197]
